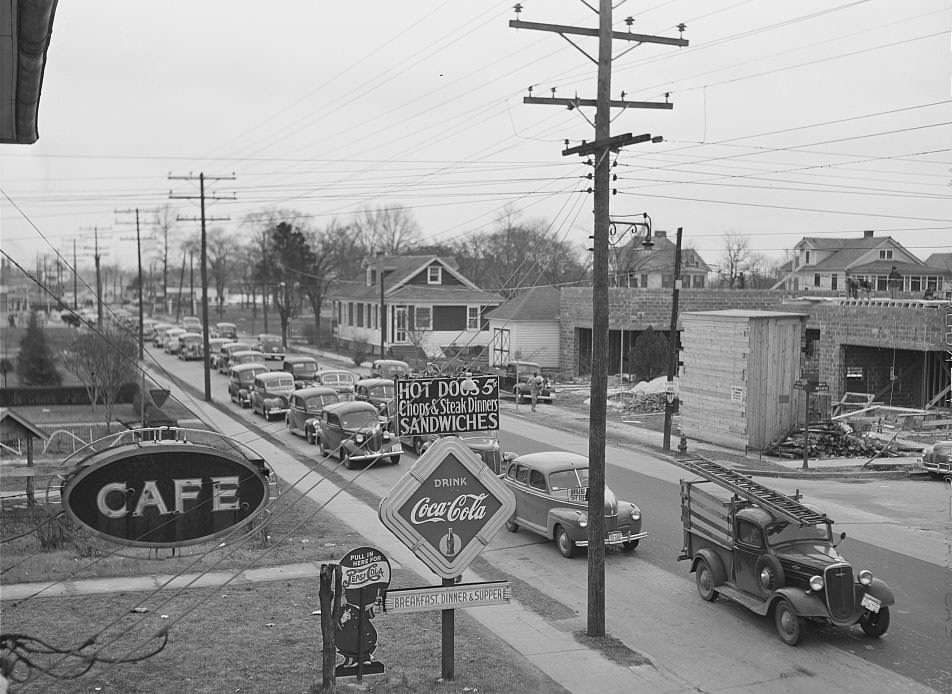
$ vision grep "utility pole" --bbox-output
[170,172,236,402]
[72,239,78,310]
[663,227,683,450]
[79,226,112,327]
[511,4,686,637]
[116,208,159,362]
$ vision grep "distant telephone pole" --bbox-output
[511,2,686,637]
[79,226,112,327]
[170,172,236,402]
[116,207,159,361]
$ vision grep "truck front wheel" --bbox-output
[695,558,719,601]
[774,599,805,646]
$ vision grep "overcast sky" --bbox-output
[2,0,950,281]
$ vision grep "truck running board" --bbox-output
[669,455,832,527]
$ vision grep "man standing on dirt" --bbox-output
[529,372,543,412]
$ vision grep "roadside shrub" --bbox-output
[352,341,371,367]
[16,311,62,386]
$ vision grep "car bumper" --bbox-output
[265,406,289,417]
[922,458,951,474]
[576,530,647,548]
[343,442,403,462]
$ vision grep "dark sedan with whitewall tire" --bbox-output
[501,451,646,558]
[249,371,295,420]
[311,400,402,469]
[285,386,340,439]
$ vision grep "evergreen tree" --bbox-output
[16,311,62,386]
[628,326,668,382]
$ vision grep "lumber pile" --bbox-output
[764,420,900,459]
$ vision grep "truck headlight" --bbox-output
[858,570,873,585]
[809,575,824,591]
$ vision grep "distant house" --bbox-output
[611,230,710,289]
[485,285,561,370]
[332,255,502,359]
[774,230,949,294]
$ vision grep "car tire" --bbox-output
[318,438,330,460]
[555,525,576,558]
[306,429,316,445]
[859,606,890,638]
[774,598,805,646]
[414,438,426,456]
[505,519,518,533]
[695,558,719,602]
[622,539,640,551]
[754,554,785,598]
[390,455,400,465]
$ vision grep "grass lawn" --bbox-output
[1,456,565,694]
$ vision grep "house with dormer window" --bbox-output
[773,230,949,294]
[331,255,503,360]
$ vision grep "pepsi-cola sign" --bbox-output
[378,437,515,579]
[62,442,270,548]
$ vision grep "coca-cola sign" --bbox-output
[61,442,270,548]
[379,437,515,579]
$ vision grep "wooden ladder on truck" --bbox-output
[670,455,833,527]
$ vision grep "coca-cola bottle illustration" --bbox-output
[441,527,457,557]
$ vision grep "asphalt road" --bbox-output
[150,346,950,694]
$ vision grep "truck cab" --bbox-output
[677,457,894,646]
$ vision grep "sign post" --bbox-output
[793,379,828,470]
[334,546,391,680]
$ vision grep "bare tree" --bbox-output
[354,204,422,254]
[61,327,137,427]
[207,227,231,316]
[721,230,751,288]
[152,203,178,305]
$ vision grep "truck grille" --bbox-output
[824,563,854,621]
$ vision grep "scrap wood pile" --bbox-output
[764,420,901,459]
[609,391,675,414]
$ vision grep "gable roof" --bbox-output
[489,286,560,321]
[796,235,925,271]
[0,408,47,440]
[925,253,952,270]
[377,255,478,292]
[335,255,502,304]
[618,232,711,273]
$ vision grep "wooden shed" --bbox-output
[680,310,806,450]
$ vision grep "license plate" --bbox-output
[861,593,881,613]
[608,532,622,543]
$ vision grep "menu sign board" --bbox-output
[395,375,499,437]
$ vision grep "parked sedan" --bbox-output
[230,349,268,369]
[249,371,295,420]
[163,328,188,354]
[178,332,204,360]
[354,377,396,423]
[921,440,952,478]
[218,341,255,374]
[285,386,340,439]
[207,338,233,369]
[408,430,503,473]
[214,322,238,340]
[228,363,269,408]
[255,333,285,361]
[370,359,409,379]
[501,451,646,558]
[311,401,402,469]
[313,368,358,399]
[282,356,320,388]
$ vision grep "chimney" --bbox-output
[863,230,874,238]
[654,230,667,239]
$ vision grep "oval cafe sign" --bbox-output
[378,436,515,579]
[61,441,270,548]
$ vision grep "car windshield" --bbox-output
[290,362,317,375]
[459,430,497,442]
[323,372,354,384]
[260,337,281,346]
[380,364,408,377]
[368,385,395,398]
[305,394,338,410]
[340,411,379,429]
[238,371,259,383]
[765,522,831,546]
[548,468,589,492]
[268,376,294,389]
